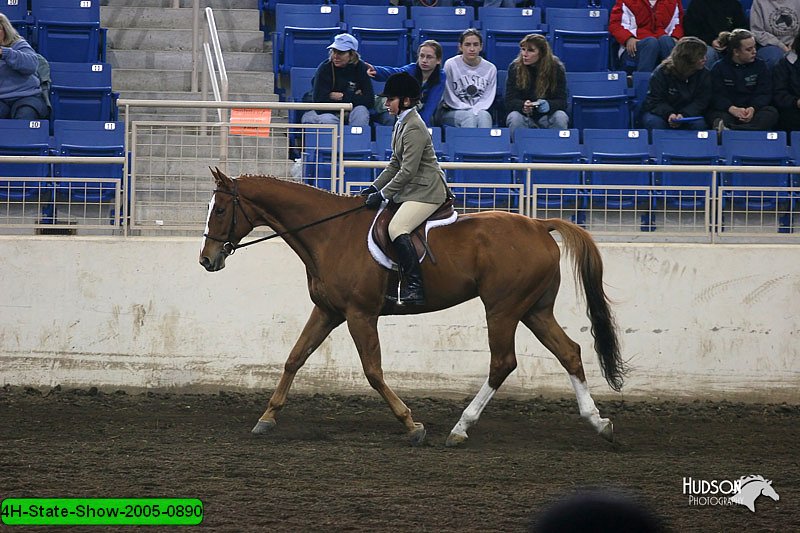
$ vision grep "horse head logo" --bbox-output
[730,475,780,512]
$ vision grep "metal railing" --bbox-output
[2,99,799,243]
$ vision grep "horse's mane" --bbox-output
[237,173,358,199]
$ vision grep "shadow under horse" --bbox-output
[200,170,627,447]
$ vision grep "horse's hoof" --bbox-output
[599,419,614,443]
[445,431,468,448]
[251,419,276,435]
[408,423,426,447]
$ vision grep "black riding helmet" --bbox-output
[379,72,421,100]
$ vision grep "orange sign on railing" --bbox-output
[230,108,272,137]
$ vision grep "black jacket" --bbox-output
[709,56,773,110]
[504,59,567,117]
[772,54,800,110]
[311,59,374,114]
[683,0,748,46]
[643,63,712,119]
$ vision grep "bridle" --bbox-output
[203,180,367,257]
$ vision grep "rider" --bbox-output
[362,72,451,306]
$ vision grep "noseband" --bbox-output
[204,181,368,256]
[203,179,256,256]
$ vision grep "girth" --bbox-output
[371,199,454,265]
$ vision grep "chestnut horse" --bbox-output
[200,169,626,446]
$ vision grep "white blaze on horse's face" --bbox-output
[201,192,216,253]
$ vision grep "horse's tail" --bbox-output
[544,218,627,392]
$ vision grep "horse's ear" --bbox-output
[210,166,232,189]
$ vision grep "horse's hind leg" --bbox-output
[347,314,427,447]
[252,305,344,434]
[446,315,518,447]
[521,308,614,442]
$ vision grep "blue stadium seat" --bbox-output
[0,119,52,202]
[719,130,792,231]
[546,8,610,72]
[0,0,32,41]
[49,62,117,126]
[630,71,651,127]
[374,125,444,161]
[32,0,106,63]
[492,69,508,127]
[410,6,476,64]
[344,5,410,68]
[567,71,630,129]
[582,128,653,229]
[287,67,316,123]
[513,128,585,215]
[538,0,596,17]
[273,4,343,76]
[302,126,373,192]
[651,129,720,225]
[479,7,544,69]
[444,127,516,209]
[53,120,125,203]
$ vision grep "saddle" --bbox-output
[371,199,455,265]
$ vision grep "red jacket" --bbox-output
[609,0,684,46]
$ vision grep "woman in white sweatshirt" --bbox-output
[439,28,497,128]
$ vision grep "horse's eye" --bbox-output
[215,207,225,216]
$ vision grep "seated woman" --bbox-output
[641,36,712,130]
[504,33,569,139]
[750,0,800,69]
[301,33,373,127]
[439,29,497,128]
[0,14,49,120]
[706,29,778,131]
[366,40,446,127]
[772,34,800,131]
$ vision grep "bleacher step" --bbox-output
[114,69,271,93]
[101,0,257,9]
[107,50,270,72]
[101,7,259,31]
[106,28,265,53]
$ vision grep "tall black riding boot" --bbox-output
[393,233,425,305]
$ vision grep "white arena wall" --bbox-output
[1,236,798,402]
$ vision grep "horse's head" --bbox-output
[199,167,255,272]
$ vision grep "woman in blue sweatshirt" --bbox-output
[706,29,778,131]
[366,40,446,127]
[0,14,48,120]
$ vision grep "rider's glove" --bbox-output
[365,191,385,209]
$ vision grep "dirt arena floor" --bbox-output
[1,385,797,532]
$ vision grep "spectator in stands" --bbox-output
[439,29,497,128]
[609,0,685,72]
[361,73,451,306]
[706,29,779,131]
[683,0,748,68]
[504,34,569,139]
[641,36,712,130]
[0,14,49,120]
[366,40,446,127]
[772,33,800,130]
[750,0,800,69]
[301,33,373,128]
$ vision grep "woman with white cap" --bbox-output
[301,33,374,127]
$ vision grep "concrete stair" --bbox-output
[100,0,290,227]
[101,0,277,122]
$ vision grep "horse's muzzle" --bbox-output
[199,253,226,272]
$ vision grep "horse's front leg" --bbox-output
[347,313,426,446]
[252,305,344,434]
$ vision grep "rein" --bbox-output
[204,182,367,256]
